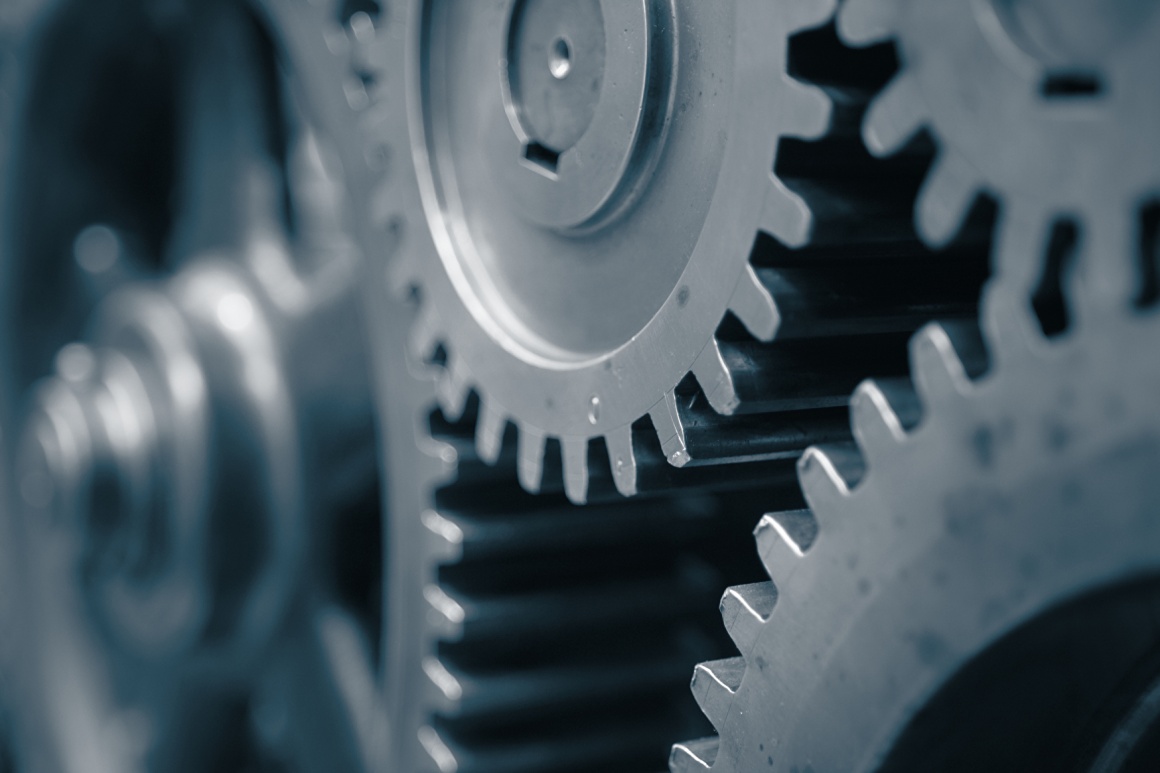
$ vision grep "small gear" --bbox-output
[672,275,1160,771]
[356,0,840,505]
[837,0,1160,308]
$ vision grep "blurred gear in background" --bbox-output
[0,1,1157,773]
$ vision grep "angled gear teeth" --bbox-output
[604,425,638,498]
[422,656,464,705]
[780,79,833,141]
[650,390,690,468]
[850,378,913,460]
[762,176,814,249]
[692,338,741,416]
[729,265,780,342]
[422,583,466,640]
[417,725,458,773]
[474,400,507,465]
[911,323,972,409]
[756,513,808,589]
[516,425,546,493]
[720,581,777,652]
[670,738,719,773]
[863,73,929,158]
[691,657,745,731]
[561,437,590,505]
[837,0,900,45]
[917,151,981,247]
[798,443,863,514]
[436,360,470,421]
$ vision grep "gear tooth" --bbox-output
[782,79,833,141]
[993,202,1051,295]
[691,657,745,730]
[729,264,780,342]
[720,581,777,652]
[863,72,928,158]
[417,724,459,773]
[911,323,971,407]
[604,425,638,497]
[422,582,466,641]
[408,303,442,363]
[670,738,719,772]
[917,151,980,247]
[474,399,507,465]
[850,379,909,459]
[755,514,807,589]
[837,0,900,45]
[436,360,470,420]
[798,444,862,513]
[692,338,741,416]
[980,285,1040,363]
[422,656,464,706]
[1072,205,1137,316]
[561,437,590,505]
[650,391,690,468]
[762,176,813,248]
[421,509,465,563]
[517,425,546,493]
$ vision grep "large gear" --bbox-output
[358,0,841,505]
[672,279,1160,770]
[260,2,998,769]
[837,0,1160,306]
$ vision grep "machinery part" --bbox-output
[0,2,381,770]
[263,2,993,770]
[362,0,843,505]
[838,0,1160,309]
[671,266,1160,770]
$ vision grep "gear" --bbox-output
[261,2,996,769]
[837,0,1160,307]
[671,271,1160,772]
[358,0,843,505]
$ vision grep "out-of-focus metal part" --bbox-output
[363,0,841,505]
[838,0,1160,308]
[1,1,381,770]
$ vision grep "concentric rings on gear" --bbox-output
[838,0,1160,307]
[369,0,838,504]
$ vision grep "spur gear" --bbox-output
[357,0,842,505]
[671,270,1160,772]
[837,0,1160,306]
[261,2,994,769]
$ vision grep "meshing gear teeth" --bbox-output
[673,277,1160,772]
[353,0,837,505]
[837,0,1160,307]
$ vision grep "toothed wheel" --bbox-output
[364,0,840,505]
[837,0,1160,307]
[672,278,1160,772]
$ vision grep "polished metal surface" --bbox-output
[0,1,1158,772]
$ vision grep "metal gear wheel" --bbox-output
[837,0,1160,307]
[357,0,841,505]
[261,2,993,770]
[671,275,1160,772]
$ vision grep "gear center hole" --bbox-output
[549,36,572,79]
